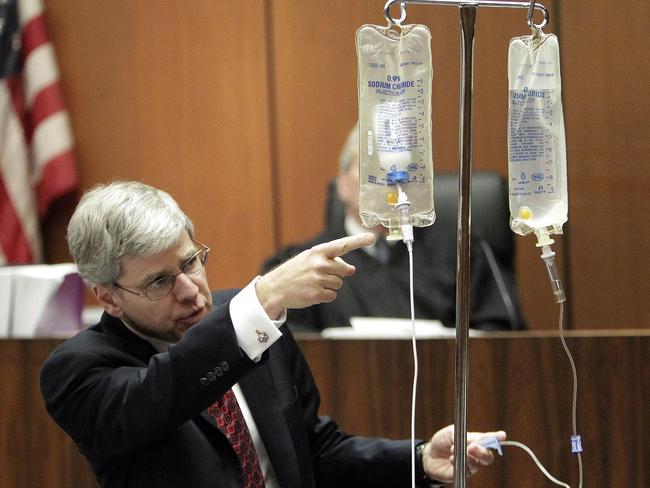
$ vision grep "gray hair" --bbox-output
[338,124,359,173]
[67,181,194,286]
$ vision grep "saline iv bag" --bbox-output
[507,31,568,245]
[508,30,568,304]
[356,24,435,242]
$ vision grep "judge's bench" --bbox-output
[1,329,647,487]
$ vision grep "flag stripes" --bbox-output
[0,0,77,264]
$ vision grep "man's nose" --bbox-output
[172,272,199,301]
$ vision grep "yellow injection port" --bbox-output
[386,190,398,205]
[519,206,532,220]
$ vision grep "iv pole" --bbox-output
[383,2,549,487]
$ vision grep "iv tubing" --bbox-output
[408,243,418,488]
[477,275,580,488]
[396,184,414,250]
[537,237,582,486]
[558,301,584,488]
[540,244,566,303]
[499,441,572,488]
[537,243,583,487]
[393,182,417,486]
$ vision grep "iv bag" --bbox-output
[507,32,568,238]
[356,24,434,239]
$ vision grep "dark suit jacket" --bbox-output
[40,290,414,487]
[262,220,526,332]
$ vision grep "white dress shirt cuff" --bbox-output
[229,276,284,361]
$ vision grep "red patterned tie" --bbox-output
[207,389,265,487]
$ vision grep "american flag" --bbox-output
[0,0,77,264]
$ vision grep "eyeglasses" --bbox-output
[113,240,210,301]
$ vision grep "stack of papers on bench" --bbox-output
[0,263,84,338]
[322,317,484,339]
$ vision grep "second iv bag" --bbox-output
[507,32,568,240]
[356,24,434,240]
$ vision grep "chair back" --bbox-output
[432,171,513,267]
[325,171,514,267]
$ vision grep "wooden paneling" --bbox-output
[269,1,567,329]
[0,340,97,487]
[559,0,650,328]
[42,0,275,290]
[38,0,648,330]
[264,0,649,330]
[299,332,649,487]
[2,333,647,487]
[268,1,385,244]
[268,1,492,245]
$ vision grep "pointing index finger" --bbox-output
[318,233,376,258]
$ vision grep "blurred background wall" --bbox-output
[41,0,648,330]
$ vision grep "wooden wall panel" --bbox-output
[37,0,648,330]
[42,0,275,290]
[3,334,648,487]
[0,340,97,487]
[269,1,472,246]
[268,0,649,330]
[268,0,385,245]
[559,0,650,328]
[269,1,565,329]
[300,333,649,488]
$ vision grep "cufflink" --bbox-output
[256,330,269,343]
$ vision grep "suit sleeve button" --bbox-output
[213,366,223,376]
[206,372,216,382]
[200,377,209,386]
[220,361,230,371]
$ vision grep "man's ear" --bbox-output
[93,285,124,318]
[337,167,356,207]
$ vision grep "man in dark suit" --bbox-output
[263,127,527,332]
[40,181,504,487]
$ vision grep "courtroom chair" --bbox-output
[326,170,513,260]
[325,170,522,329]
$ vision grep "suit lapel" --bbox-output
[100,303,305,486]
[239,357,302,488]
[98,312,158,362]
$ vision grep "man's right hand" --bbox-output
[255,233,376,320]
